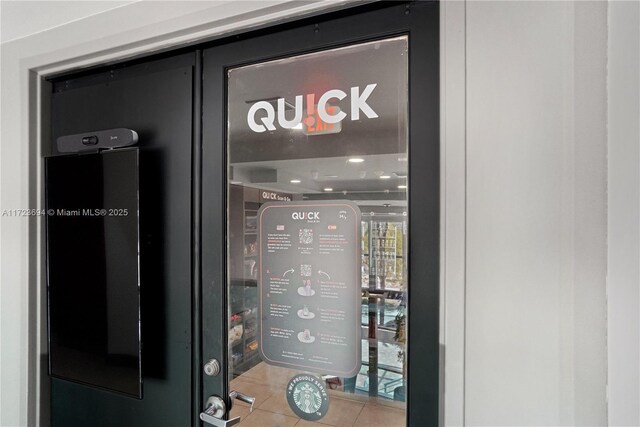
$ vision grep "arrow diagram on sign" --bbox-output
[318,270,331,280]
[283,269,294,277]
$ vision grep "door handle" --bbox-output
[229,390,256,412]
[200,396,240,427]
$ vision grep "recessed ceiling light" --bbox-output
[324,188,333,192]
[324,175,338,178]
[380,175,391,179]
[290,179,301,184]
[348,158,364,163]
[398,185,407,189]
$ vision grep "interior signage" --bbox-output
[291,211,320,221]
[257,201,362,377]
[286,374,330,421]
[260,190,292,203]
[247,84,379,133]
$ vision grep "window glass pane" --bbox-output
[227,36,408,426]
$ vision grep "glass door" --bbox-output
[201,3,439,427]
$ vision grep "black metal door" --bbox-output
[201,3,439,426]
[48,53,198,427]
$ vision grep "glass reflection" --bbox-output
[227,36,408,425]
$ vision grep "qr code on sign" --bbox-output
[300,264,312,277]
[299,228,313,245]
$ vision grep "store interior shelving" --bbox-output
[229,185,262,375]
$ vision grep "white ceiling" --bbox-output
[0,0,136,44]
[232,154,408,195]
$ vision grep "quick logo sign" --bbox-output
[247,84,378,133]
[291,211,320,221]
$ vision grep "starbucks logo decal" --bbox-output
[286,374,329,420]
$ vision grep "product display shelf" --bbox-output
[229,281,259,374]
[230,198,261,374]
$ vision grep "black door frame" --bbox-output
[201,2,440,425]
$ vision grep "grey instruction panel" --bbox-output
[257,201,362,377]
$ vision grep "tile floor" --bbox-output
[229,362,406,427]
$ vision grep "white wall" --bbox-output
[0,1,136,43]
[441,1,466,426]
[607,1,640,426]
[464,1,608,425]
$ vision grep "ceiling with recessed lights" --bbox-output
[227,36,409,207]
